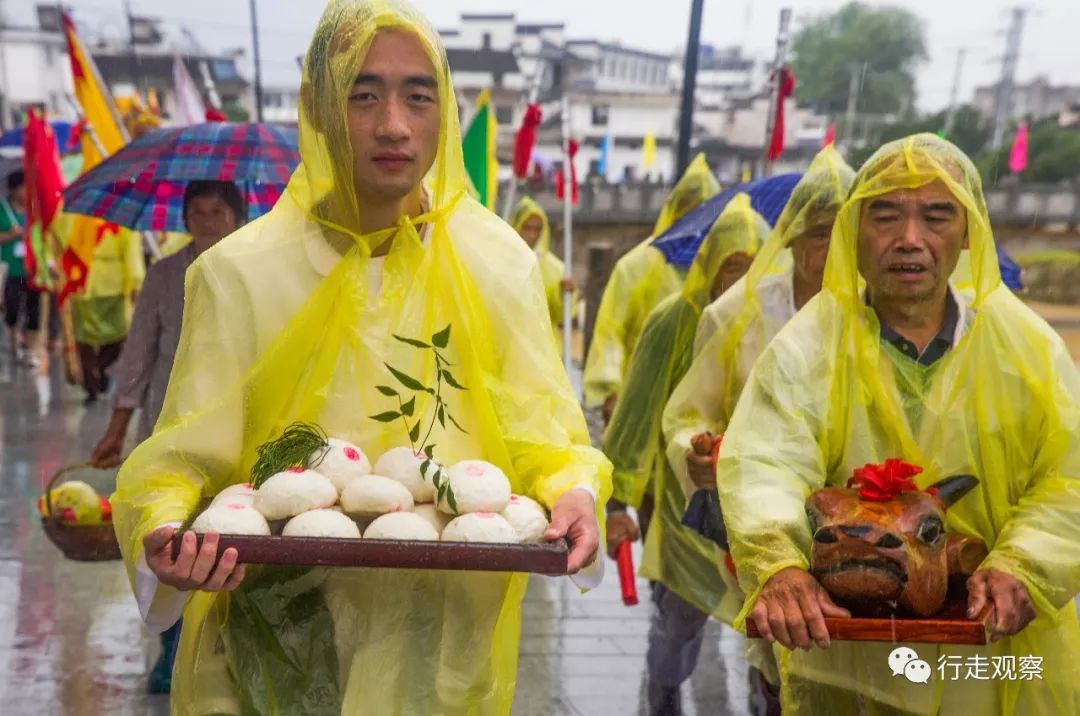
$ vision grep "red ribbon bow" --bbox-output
[847,459,923,502]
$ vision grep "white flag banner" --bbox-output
[172,56,207,126]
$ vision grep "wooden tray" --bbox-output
[171,533,569,576]
[746,599,987,645]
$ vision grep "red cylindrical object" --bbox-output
[616,540,639,606]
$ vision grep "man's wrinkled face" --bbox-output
[857,180,968,305]
[185,194,240,249]
[348,30,440,202]
[789,211,837,291]
[711,251,753,300]
[519,214,543,249]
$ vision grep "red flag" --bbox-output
[512,103,542,179]
[767,66,796,162]
[205,108,228,122]
[822,122,836,148]
[555,139,580,205]
[22,108,65,289]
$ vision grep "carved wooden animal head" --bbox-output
[807,467,981,617]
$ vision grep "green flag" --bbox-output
[462,88,498,210]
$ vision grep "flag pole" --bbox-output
[559,92,574,377]
[761,8,792,177]
[501,58,546,220]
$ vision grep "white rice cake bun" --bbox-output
[212,483,255,502]
[501,495,550,543]
[282,509,362,539]
[373,447,438,503]
[438,460,512,515]
[364,512,440,541]
[253,469,338,520]
[316,438,373,493]
[412,503,451,536]
[340,475,415,518]
[441,512,521,544]
[191,503,271,536]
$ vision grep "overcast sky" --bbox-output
[11,0,1079,113]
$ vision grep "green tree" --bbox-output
[791,2,928,116]
[978,121,1080,186]
[846,105,990,168]
[222,100,250,122]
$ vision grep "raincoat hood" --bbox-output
[652,152,720,237]
[510,196,551,255]
[293,0,465,251]
[681,192,768,308]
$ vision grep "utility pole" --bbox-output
[122,0,143,98]
[249,0,264,122]
[842,64,859,147]
[0,0,10,130]
[674,0,705,177]
[761,8,792,176]
[990,7,1028,149]
[942,48,966,138]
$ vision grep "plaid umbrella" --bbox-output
[62,122,299,232]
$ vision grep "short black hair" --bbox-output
[182,180,247,229]
[6,170,25,193]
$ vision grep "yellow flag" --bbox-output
[61,11,129,170]
[642,131,657,170]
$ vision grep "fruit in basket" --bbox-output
[282,509,362,538]
[364,512,440,541]
[442,512,521,544]
[253,469,338,520]
[437,460,511,515]
[500,495,549,543]
[37,481,106,525]
[374,447,438,502]
[191,502,271,536]
[412,503,451,535]
[314,438,373,493]
[340,475,415,518]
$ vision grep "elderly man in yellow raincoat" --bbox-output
[718,134,1080,714]
[582,153,719,419]
[111,2,611,713]
[602,193,767,714]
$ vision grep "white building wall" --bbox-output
[0,31,76,123]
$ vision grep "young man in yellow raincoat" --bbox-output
[582,153,719,420]
[510,196,575,345]
[602,193,767,714]
[718,134,1080,714]
[111,2,610,713]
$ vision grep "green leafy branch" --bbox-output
[250,422,330,489]
[370,324,468,511]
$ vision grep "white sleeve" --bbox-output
[134,522,188,633]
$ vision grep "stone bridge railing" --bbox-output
[510,180,1080,230]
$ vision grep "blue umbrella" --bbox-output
[651,173,802,269]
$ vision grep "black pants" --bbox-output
[77,340,124,399]
[3,276,41,332]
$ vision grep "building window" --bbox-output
[495,105,513,124]
[591,105,610,126]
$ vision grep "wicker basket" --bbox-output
[40,462,122,562]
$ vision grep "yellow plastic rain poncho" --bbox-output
[581,153,719,407]
[717,134,1080,714]
[509,197,570,340]
[111,2,611,714]
[70,219,146,346]
[663,146,854,501]
[603,194,767,620]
